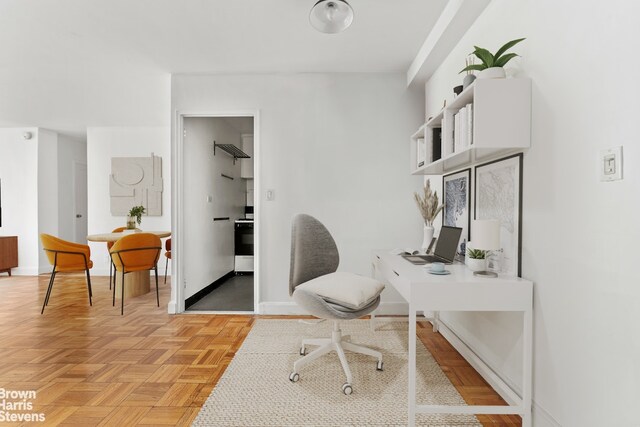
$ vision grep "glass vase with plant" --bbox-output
[127,205,145,229]
[413,180,444,252]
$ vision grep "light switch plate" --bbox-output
[266,189,275,201]
[600,146,623,181]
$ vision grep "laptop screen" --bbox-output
[433,226,463,262]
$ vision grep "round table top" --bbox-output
[87,231,171,242]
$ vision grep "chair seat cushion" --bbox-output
[296,272,385,311]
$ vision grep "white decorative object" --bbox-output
[477,66,506,79]
[465,256,486,272]
[110,154,163,216]
[470,220,501,277]
[422,226,434,253]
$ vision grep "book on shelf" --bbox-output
[458,107,467,151]
[441,115,450,158]
[466,103,473,145]
[453,112,460,153]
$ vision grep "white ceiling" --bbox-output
[0,0,447,74]
[0,0,449,138]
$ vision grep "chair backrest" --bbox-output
[289,214,339,295]
[107,227,127,250]
[110,233,161,272]
[165,238,171,252]
[40,233,91,268]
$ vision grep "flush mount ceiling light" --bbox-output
[309,0,354,34]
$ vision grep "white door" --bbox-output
[73,162,88,243]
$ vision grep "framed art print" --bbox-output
[442,168,470,246]
[474,153,523,277]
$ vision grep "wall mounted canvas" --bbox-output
[442,168,470,245]
[474,154,523,277]
[110,154,163,216]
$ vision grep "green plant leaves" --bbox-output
[494,53,519,68]
[472,47,494,67]
[459,64,487,74]
[494,38,526,61]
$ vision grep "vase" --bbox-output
[126,216,137,230]
[466,257,486,272]
[422,226,434,253]
[477,67,506,79]
[462,74,476,89]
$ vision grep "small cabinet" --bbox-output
[240,134,254,179]
[410,78,531,175]
[0,236,18,276]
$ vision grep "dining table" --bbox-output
[87,231,171,298]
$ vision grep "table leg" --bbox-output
[115,271,151,298]
[408,302,416,427]
[522,307,533,426]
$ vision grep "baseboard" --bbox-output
[9,267,40,276]
[437,319,560,426]
[257,301,408,316]
[185,271,235,309]
[91,268,169,277]
[167,300,177,314]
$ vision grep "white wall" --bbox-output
[57,135,87,242]
[37,129,60,273]
[172,73,425,311]
[87,127,171,275]
[424,1,640,425]
[0,128,39,275]
[183,117,245,298]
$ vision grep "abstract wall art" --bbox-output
[474,153,523,277]
[442,168,470,246]
[110,154,163,216]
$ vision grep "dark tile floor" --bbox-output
[187,273,254,312]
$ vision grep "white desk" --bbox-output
[372,251,533,427]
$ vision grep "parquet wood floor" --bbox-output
[0,273,519,426]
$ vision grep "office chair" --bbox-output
[40,234,93,314]
[288,214,384,395]
[110,233,161,315]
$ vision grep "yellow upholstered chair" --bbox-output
[164,238,171,284]
[110,233,162,315]
[40,234,93,314]
[107,226,127,290]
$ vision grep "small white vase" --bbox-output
[422,226,434,253]
[466,257,486,272]
[477,67,506,79]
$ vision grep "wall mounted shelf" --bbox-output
[213,142,250,164]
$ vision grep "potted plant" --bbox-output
[466,248,486,272]
[413,179,444,252]
[459,37,525,79]
[127,205,145,230]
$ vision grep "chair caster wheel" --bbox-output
[289,372,299,383]
[299,346,306,356]
[342,383,353,395]
[376,360,384,371]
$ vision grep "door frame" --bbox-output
[72,161,88,243]
[170,110,261,314]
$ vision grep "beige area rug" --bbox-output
[193,319,481,427]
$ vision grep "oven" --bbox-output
[235,219,254,272]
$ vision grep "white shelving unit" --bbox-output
[410,78,531,175]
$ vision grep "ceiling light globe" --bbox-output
[309,0,354,34]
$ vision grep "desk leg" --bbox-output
[522,307,533,426]
[408,303,416,427]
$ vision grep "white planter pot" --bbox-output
[422,226,434,253]
[477,67,506,79]
[466,257,486,272]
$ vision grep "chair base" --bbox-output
[290,321,383,394]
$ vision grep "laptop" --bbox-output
[401,226,463,265]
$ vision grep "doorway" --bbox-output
[172,113,259,314]
[73,162,88,243]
